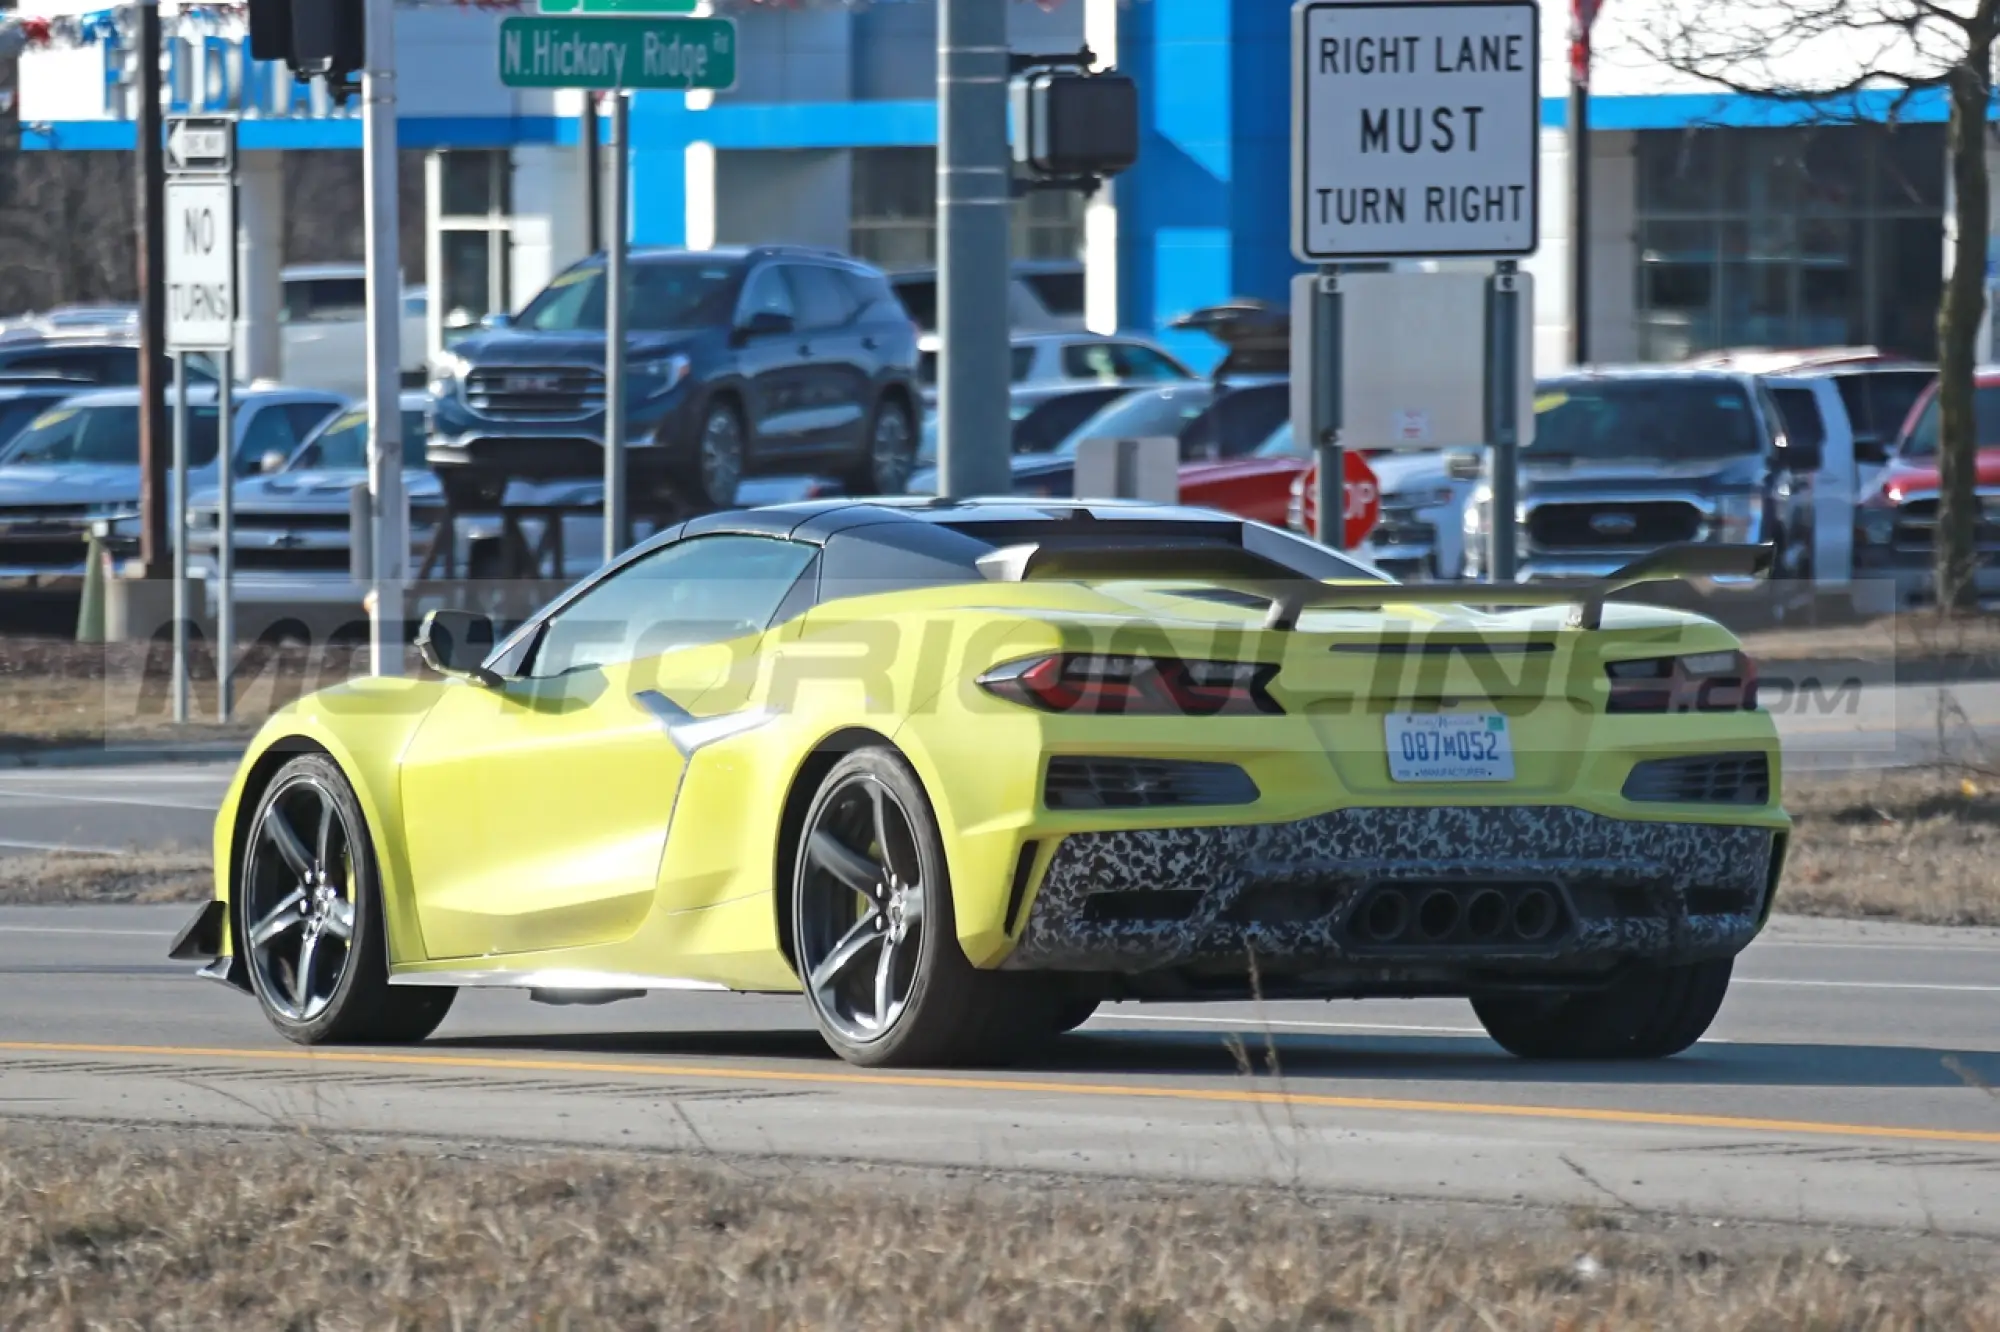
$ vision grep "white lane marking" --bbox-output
[0,790,217,812]
[1091,1013,1486,1036]
[1756,939,2000,955]
[0,839,131,855]
[0,926,166,937]
[1735,978,2000,995]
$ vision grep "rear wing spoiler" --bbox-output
[976,540,1774,631]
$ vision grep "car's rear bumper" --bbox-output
[1001,805,1777,983]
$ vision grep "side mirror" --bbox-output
[417,609,501,686]
[259,450,289,475]
[1444,450,1482,482]
[737,309,794,340]
[1854,433,1889,466]
[478,311,513,331]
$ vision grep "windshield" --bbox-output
[299,408,430,470]
[0,404,220,468]
[0,397,66,453]
[1054,384,1218,457]
[515,259,740,333]
[1530,379,1762,461]
[1899,386,2000,458]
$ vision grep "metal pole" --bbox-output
[1568,82,1590,365]
[136,0,170,577]
[604,91,630,562]
[363,0,407,676]
[583,94,603,253]
[216,351,234,722]
[936,0,1013,498]
[171,353,188,724]
[1309,269,1344,552]
[1488,261,1522,583]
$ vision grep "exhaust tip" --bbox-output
[1465,889,1507,940]
[1417,889,1461,941]
[1361,889,1409,942]
[1512,888,1558,942]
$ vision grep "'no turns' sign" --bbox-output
[166,177,235,351]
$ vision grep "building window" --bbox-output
[430,149,513,350]
[1635,125,1944,361]
[849,147,1086,270]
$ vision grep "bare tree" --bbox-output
[1643,0,1994,614]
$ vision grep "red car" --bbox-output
[1854,374,2000,609]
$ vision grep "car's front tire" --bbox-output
[239,754,456,1046]
[841,397,916,497]
[671,399,745,511]
[791,747,1047,1068]
[1471,958,1733,1060]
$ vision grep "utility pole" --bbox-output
[1568,0,1601,366]
[136,0,169,576]
[603,92,629,561]
[935,0,1013,499]
[363,0,406,676]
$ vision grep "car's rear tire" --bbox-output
[1471,958,1733,1060]
[239,754,456,1046]
[1049,996,1101,1035]
[791,747,1049,1068]
[840,397,915,497]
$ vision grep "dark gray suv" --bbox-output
[428,245,922,512]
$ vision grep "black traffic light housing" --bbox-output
[247,0,365,95]
[1009,49,1139,195]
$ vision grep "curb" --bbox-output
[0,742,247,771]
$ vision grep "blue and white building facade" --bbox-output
[15,0,1970,377]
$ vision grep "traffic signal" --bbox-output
[247,0,365,89]
[1010,68,1139,183]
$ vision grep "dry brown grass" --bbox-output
[1,848,210,904]
[1741,608,2000,668]
[1,1123,1995,1331]
[1780,768,2000,927]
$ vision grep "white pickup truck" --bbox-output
[280,264,431,401]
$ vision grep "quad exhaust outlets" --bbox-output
[1350,882,1566,949]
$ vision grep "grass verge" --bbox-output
[2,1122,1995,1330]
[0,849,210,904]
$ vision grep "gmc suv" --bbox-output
[427,245,921,513]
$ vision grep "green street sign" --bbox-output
[499,16,736,91]
[537,0,698,14]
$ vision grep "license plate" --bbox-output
[1385,712,1515,783]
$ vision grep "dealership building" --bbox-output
[16,0,1966,375]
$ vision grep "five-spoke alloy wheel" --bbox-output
[793,748,1048,1067]
[241,754,455,1045]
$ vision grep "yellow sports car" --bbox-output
[171,499,1786,1068]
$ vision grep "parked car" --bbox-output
[0,334,220,387]
[429,245,922,514]
[0,384,345,593]
[280,264,431,400]
[1685,346,1935,606]
[914,384,1143,472]
[915,331,1190,407]
[888,260,1087,335]
[0,383,97,455]
[1460,370,1823,598]
[1284,435,1482,581]
[1853,373,2000,610]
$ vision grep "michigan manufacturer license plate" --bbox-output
[1385,712,1515,783]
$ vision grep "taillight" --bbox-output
[1605,651,1759,713]
[978,654,1284,716]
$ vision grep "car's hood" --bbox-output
[0,463,144,507]
[1875,447,2000,497]
[1520,452,1763,496]
[450,328,699,365]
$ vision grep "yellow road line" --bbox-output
[6,1039,2000,1148]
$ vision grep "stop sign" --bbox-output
[1298,452,1382,548]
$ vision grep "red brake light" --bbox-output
[978,654,1284,716]
[1605,651,1758,713]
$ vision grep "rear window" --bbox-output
[1532,378,1762,461]
[283,277,368,323]
[1899,386,2000,458]
[1021,269,1086,318]
[1837,370,1935,456]
[1770,387,1827,453]
[1,404,219,468]
[916,345,1035,386]
[891,277,937,332]
[1054,384,1218,455]
[1182,383,1293,461]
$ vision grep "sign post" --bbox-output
[502,13,735,554]
[165,121,236,722]
[1288,0,1539,573]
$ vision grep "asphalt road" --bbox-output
[1,908,1996,1235]
[0,678,1993,859]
